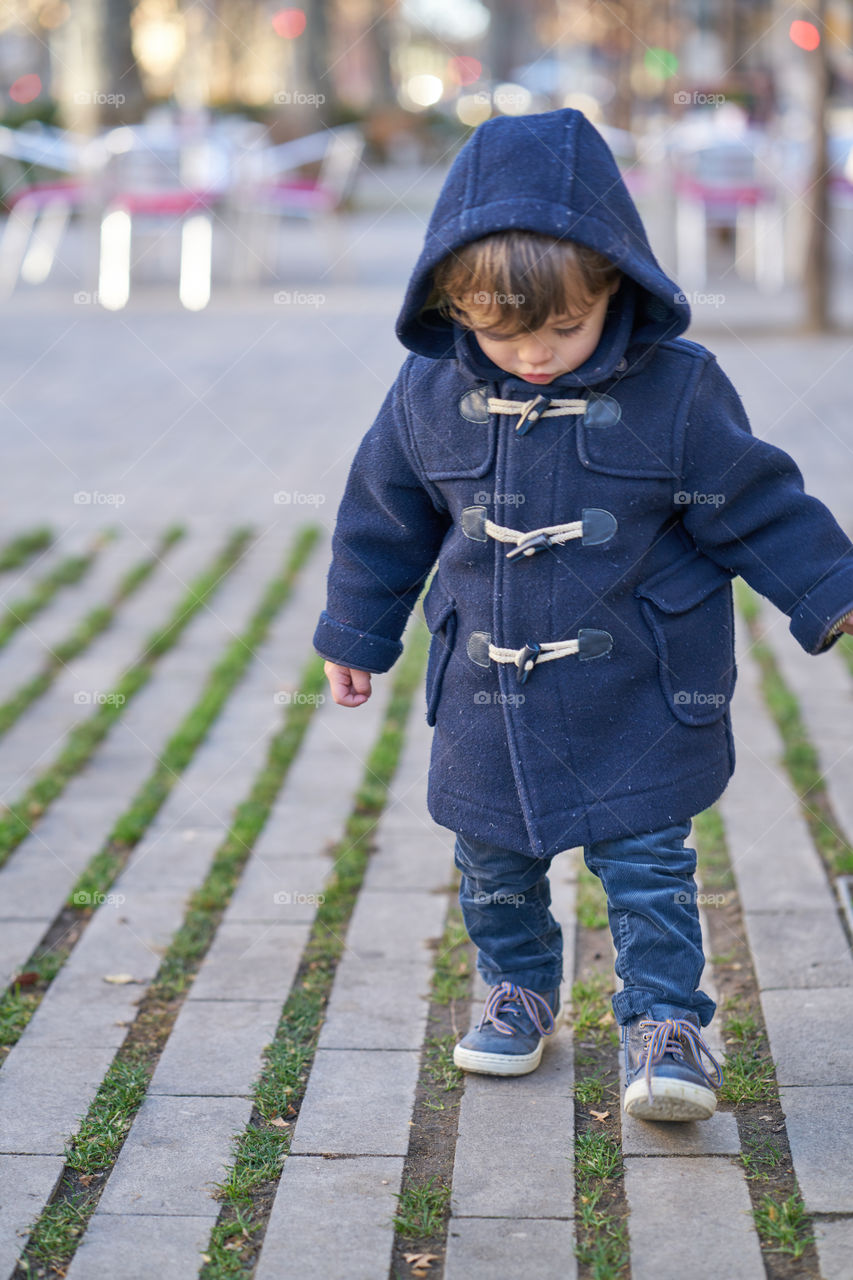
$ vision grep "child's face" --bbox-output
[468,279,620,384]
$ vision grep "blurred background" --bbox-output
[0,0,851,533]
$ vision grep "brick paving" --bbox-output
[0,167,852,1278]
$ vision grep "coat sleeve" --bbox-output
[677,354,853,655]
[312,357,452,673]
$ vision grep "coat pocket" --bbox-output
[635,550,737,725]
[421,573,457,727]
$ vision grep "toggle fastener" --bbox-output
[516,641,541,684]
[515,394,552,435]
[506,532,552,561]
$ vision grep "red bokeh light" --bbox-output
[272,8,306,38]
[789,20,820,50]
[10,74,42,104]
[447,56,482,87]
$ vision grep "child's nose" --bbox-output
[517,336,552,364]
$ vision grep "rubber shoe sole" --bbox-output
[624,1073,717,1121]
[453,1005,565,1077]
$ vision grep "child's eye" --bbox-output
[553,324,583,337]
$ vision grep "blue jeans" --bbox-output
[454,818,716,1028]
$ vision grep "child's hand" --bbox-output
[324,661,372,707]
[841,619,853,637]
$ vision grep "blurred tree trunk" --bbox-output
[366,0,396,107]
[487,0,526,82]
[304,0,337,122]
[102,0,146,123]
[55,0,145,130]
[803,0,831,330]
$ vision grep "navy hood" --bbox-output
[395,108,690,386]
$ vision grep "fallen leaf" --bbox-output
[12,971,40,986]
[590,1109,610,1121]
[103,973,137,984]
[404,1254,438,1274]
[269,1117,290,1128]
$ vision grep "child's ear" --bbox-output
[608,276,622,296]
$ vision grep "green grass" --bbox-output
[0,536,109,649]
[64,1056,149,1172]
[0,950,67,1045]
[199,623,430,1278]
[574,1131,629,1277]
[741,1133,784,1182]
[0,526,183,736]
[0,526,53,571]
[692,805,735,892]
[392,1176,451,1239]
[577,862,608,930]
[0,526,253,871]
[753,1192,814,1258]
[431,907,471,1006]
[734,578,853,875]
[573,1072,608,1107]
[718,996,776,1105]
[571,974,617,1047]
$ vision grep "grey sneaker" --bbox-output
[623,1014,723,1121]
[453,981,563,1077]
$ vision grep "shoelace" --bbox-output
[478,981,558,1038]
[638,1017,724,1100]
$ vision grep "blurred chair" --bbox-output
[672,139,784,293]
[227,125,365,283]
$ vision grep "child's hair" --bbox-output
[429,230,621,337]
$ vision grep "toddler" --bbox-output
[313,108,853,1121]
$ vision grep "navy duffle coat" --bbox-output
[313,108,853,857]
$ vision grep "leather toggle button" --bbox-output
[459,387,491,423]
[516,640,541,683]
[515,394,551,435]
[506,532,551,561]
[583,394,621,428]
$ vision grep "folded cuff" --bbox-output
[789,570,853,654]
[313,610,402,674]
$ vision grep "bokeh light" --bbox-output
[272,9,306,39]
[644,47,679,80]
[456,92,492,126]
[493,83,533,116]
[447,55,482,87]
[402,73,444,109]
[789,20,820,50]
[9,74,42,104]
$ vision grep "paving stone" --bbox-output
[760,617,853,844]
[0,921,52,990]
[450,1037,574,1219]
[15,963,140,1047]
[224,852,330,923]
[148,1000,280,1096]
[445,1218,577,1280]
[623,1156,765,1279]
[814,1217,853,1280]
[762,988,853,1085]
[0,1154,65,1277]
[65,1213,215,1280]
[289,1049,422,1156]
[317,890,448,1051]
[188,920,311,1002]
[778,1085,853,1213]
[620,1088,740,1156]
[745,909,853,990]
[95,1094,253,1216]
[254,1156,404,1280]
[0,1040,120,1154]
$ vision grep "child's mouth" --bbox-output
[519,372,555,382]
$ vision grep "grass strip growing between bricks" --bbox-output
[0,526,53,572]
[390,887,474,1277]
[198,622,430,1280]
[0,532,111,650]
[0,525,254,872]
[14,641,329,1279]
[572,863,629,1280]
[735,577,853,877]
[0,525,184,736]
[693,805,819,1278]
[0,526,320,1061]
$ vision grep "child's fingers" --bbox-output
[324,662,372,707]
